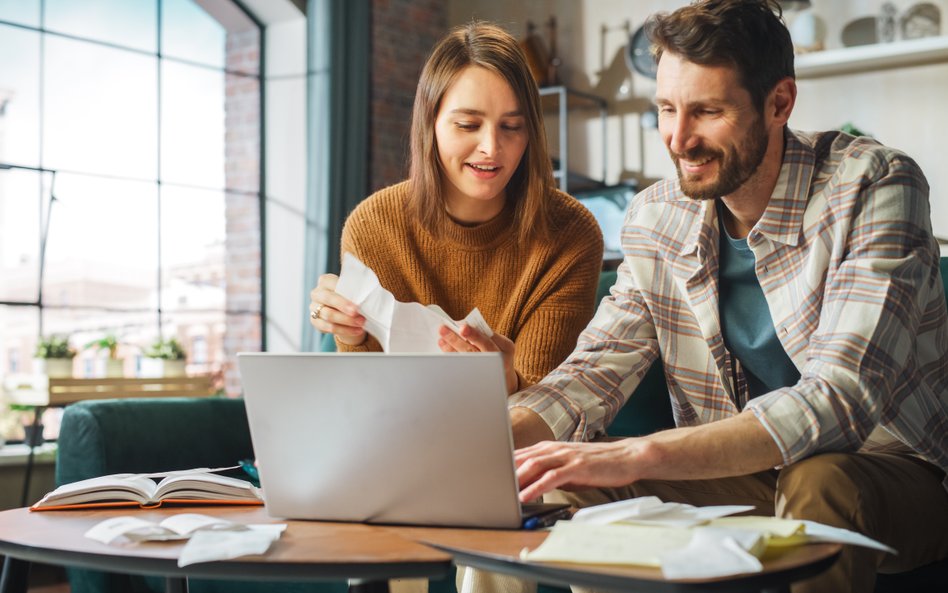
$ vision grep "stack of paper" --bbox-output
[521,497,895,579]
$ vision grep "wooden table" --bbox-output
[0,507,451,593]
[390,525,842,593]
[0,506,841,593]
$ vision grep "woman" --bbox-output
[309,22,603,394]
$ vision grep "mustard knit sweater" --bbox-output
[338,181,604,387]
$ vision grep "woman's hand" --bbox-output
[438,324,518,394]
[309,274,367,346]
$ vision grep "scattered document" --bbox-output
[178,525,286,567]
[571,496,754,528]
[86,513,251,545]
[521,499,896,580]
[520,521,692,567]
[661,528,764,579]
[800,520,897,554]
[335,253,493,352]
[84,513,286,567]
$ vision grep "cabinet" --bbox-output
[539,86,608,193]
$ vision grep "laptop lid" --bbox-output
[237,352,526,528]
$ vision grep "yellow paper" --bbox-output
[708,516,807,547]
[521,521,693,566]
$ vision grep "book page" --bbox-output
[154,472,262,502]
[33,474,157,507]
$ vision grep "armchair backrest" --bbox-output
[56,397,253,487]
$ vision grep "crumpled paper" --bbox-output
[522,499,896,579]
[84,513,286,567]
[335,253,493,352]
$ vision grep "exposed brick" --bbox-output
[369,0,447,192]
[223,28,263,397]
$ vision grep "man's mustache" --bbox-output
[671,146,722,162]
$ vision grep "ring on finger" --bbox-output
[310,304,324,321]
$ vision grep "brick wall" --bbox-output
[369,0,447,192]
[224,28,262,397]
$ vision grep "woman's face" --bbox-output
[434,65,528,223]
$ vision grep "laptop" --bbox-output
[237,352,568,529]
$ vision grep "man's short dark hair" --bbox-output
[647,0,795,112]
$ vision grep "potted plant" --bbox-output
[33,335,76,378]
[142,337,187,378]
[84,334,124,378]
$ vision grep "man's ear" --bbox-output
[769,77,796,126]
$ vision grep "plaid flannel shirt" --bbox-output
[511,129,948,480]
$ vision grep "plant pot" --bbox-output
[34,358,73,378]
[141,358,186,378]
[23,423,45,447]
[163,359,187,378]
[105,359,124,378]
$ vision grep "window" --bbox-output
[0,0,262,442]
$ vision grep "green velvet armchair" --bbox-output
[55,397,347,593]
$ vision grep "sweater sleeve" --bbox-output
[512,209,604,387]
[335,206,384,354]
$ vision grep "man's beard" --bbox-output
[671,117,769,201]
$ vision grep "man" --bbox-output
[507,1,948,592]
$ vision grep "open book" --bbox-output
[31,468,263,511]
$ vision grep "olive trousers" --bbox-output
[458,451,948,593]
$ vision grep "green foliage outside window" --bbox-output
[144,338,187,360]
[34,336,77,359]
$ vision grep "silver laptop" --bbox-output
[237,352,565,529]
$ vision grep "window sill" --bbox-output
[0,443,57,467]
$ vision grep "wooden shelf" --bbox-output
[796,35,948,79]
[538,86,608,193]
[3,374,217,406]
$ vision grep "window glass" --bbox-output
[0,0,40,27]
[164,309,225,378]
[162,0,225,69]
[69,312,159,377]
[44,36,158,180]
[44,0,157,53]
[0,169,42,301]
[0,304,39,443]
[163,0,258,74]
[42,174,159,308]
[0,25,41,168]
[159,185,225,312]
[0,305,39,374]
[5,0,262,400]
[161,61,225,189]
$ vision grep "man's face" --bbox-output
[655,52,769,201]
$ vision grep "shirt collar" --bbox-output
[679,128,816,257]
[750,128,815,248]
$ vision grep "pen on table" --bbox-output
[522,507,573,530]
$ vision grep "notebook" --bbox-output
[237,352,567,529]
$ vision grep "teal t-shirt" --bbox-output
[718,206,800,399]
